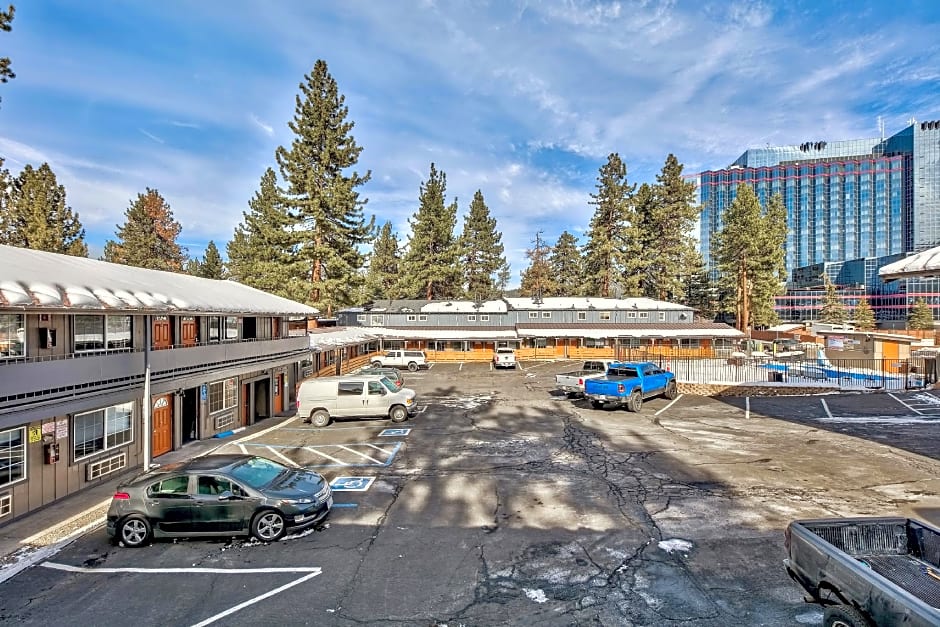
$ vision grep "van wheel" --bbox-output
[310,410,331,428]
[390,405,408,423]
[824,605,873,627]
[371,360,382,368]
[628,390,643,412]
[407,362,418,372]
[664,380,678,400]
[590,400,604,409]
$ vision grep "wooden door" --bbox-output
[152,394,173,457]
[181,317,197,347]
[274,374,284,414]
[242,383,251,426]
[272,318,281,339]
[153,316,172,350]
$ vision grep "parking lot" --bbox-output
[3,359,940,625]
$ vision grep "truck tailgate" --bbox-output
[585,379,623,396]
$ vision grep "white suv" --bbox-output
[372,349,428,372]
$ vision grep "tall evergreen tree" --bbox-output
[909,298,935,331]
[641,155,700,301]
[853,295,876,331]
[496,265,511,295]
[549,231,582,296]
[397,163,461,300]
[750,192,788,328]
[0,162,87,256]
[226,168,295,297]
[361,221,400,302]
[103,188,185,271]
[818,274,847,324]
[275,59,373,315]
[683,252,718,321]
[458,190,507,301]
[582,153,640,297]
[520,231,557,299]
[187,240,225,279]
[1,4,14,106]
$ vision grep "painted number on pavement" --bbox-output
[330,476,375,492]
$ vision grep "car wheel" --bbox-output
[371,360,382,367]
[824,605,873,627]
[251,509,287,543]
[407,362,418,372]
[591,400,604,409]
[311,409,331,428]
[629,390,643,412]
[664,380,678,400]
[118,515,153,548]
[390,405,408,423]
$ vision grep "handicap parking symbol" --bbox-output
[379,428,411,437]
[330,476,375,492]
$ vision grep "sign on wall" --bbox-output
[28,426,42,443]
[55,418,68,440]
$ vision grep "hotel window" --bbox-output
[577,312,586,321]
[74,315,133,352]
[209,378,237,414]
[371,315,384,325]
[542,312,551,318]
[658,312,666,321]
[407,315,417,322]
[73,402,133,460]
[208,316,221,343]
[639,312,649,319]
[356,314,366,322]
[626,311,636,318]
[584,338,607,348]
[529,312,538,319]
[480,315,489,322]
[0,314,25,358]
[225,316,238,341]
[599,312,611,321]
[418,315,428,322]
[467,315,476,321]
[0,427,26,487]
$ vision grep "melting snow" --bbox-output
[523,588,548,603]
[911,393,940,406]
[658,538,693,554]
[795,611,824,624]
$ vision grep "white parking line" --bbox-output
[745,397,750,420]
[820,398,834,420]
[264,446,297,467]
[889,393,924,415]
[336,445,383,464]
[41,563,322,574]
[459,362,463,371]
[301,447,347,464]
[654,394,683,416]
[191,571,322,627]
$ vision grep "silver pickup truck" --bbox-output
[554,359,617,397]
[784,516,940,627]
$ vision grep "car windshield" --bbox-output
[229,456,290,489]
[380,377,401,392]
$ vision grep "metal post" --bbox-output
[142,317,151,471]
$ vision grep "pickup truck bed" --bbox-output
[785,517,940,626]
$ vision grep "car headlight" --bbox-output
[280,498,313,505]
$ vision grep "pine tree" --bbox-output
[458,190,507,301]
[750,192,788,328]
[361,221,400,302]
[683,252,717,320]
[1,5,14,106]
[0,162,88,256]
[818,274,847,324]
[853,295,876,331]
[713,185,764,331]
[226,168,295,298]
[496,265,511,295]
[909,298,935,331]
[520,231,556,299]
[397,163,461,299]
[582,153,640,297]
[104,188,186,271]
[641,155,700,301]
[275,59,373,315]
[187,240,224,279]
[549,231,582,296]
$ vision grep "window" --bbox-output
[658,312,666,321]
[529,311,538,319]
[418,315,428,322]
[371,315,384,325]
[577,312,587,321]
[639,312,649,319]
[584,338,607,348]
[208,316,221,343]
[533,338,548,348]
[0,314,25,358]
[0,427,26,487]
[225,316,238,340]
[599,312,611,320]
[467,315,476,322]
[626,311,636,318]
[407,315,417,322]
[480,315,489,322]
[356,314,366,322]
[73,402,133,460]
[541,312,551,318]
[338,381,363,396]
[148,476,190,497]
[368,381,385,395]
[197,476,246,496]
[107,316,132,348]
[209,378,237,413]
[74,315,132,352]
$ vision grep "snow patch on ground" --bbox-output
[523,588,548,603]
[795,610,824,624]
[911,392,940,406]
[658,538,693,554]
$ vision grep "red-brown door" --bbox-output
[242,384,251,426]
[274,374,284,414]
[272,318,281,339]
[153,316,172,350]
[181,316,197,347]
[152,394,173,457]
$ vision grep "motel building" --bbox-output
[0,245,317,523]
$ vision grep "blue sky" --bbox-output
[3,1,940,288]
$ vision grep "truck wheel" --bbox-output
[590,400,604,409]
[310,409,331,428]
[628,390,643,412]
[664,380,678,400]
[371,360,382,367]
[824,605,873,627]
[389,405,408,423]
[407,362,418,372]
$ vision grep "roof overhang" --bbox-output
[879,247,940,281]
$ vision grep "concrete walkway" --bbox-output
[0,413,297,584]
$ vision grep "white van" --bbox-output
[371,349,428,372]
[297,375,417,427]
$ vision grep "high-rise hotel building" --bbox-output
[699,119,940,325]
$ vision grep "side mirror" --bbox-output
[219,490,235,501]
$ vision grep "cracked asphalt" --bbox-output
[3,360,940,626]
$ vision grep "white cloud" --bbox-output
[138,129,165,144]
[250,114,275,137]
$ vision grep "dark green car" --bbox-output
[107,454,332,547]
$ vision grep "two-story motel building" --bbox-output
[0,245,317,522]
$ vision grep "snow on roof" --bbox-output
[308,327,380,350]
[419,300,508,313]
[363,327,518,340]
[504,297,692,311]
[515,326,744,339]
[0,245,319,316]
[879,247,940,281]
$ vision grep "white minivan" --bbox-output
[297,375,417,427]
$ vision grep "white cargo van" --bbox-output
[297,375,417,427]
[371,349,428,372]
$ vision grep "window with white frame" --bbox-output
[371,315,384,325]
[418,315,428,322]
[626,311,636,318]
[74,315,133,352]
[407,315,417,322]
[209,378,237,414]
[467,315,476,322]
[73,402,133,460]
[529,311,538,319]
[679,338,701,348]
[599,312,611,320]
[577,312,586,321]
[584,338,607,348]
[0,314,25,358]
[533,338,548,348]
[541,312,551,318]
[658,312,666,321]
[0,427,26,487]
[225,316,238,340]
[480,314,489,322]
[639,312,649,319]
[357,314,366,322]
[208,316,221,342]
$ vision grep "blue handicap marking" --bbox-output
[330,476,375,492]
[379,428,411,437]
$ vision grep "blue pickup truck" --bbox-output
[583,361,677,411]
